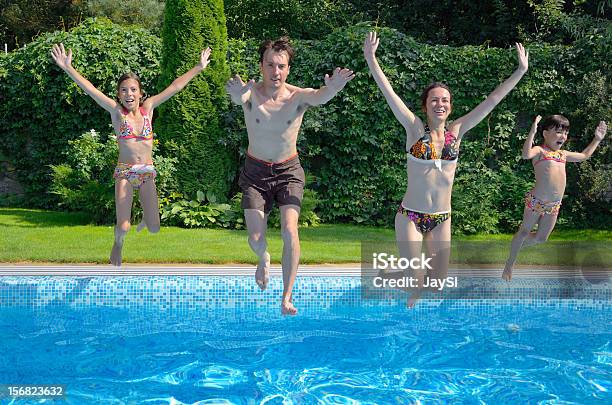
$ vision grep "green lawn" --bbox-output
[1,208,610,266]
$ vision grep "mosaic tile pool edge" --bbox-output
[0,276,610,313]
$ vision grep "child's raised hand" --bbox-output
[515,43,528,73]
[532,115,542,127]
[50,43,73,70]
[594,121,607,141]
[199,47,212,70]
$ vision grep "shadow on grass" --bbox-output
[0,208,92,228]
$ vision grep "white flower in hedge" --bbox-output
[89,129,98,138]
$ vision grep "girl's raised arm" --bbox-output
[522,115,542,159]
[51,43,118,113]
[145,47,212,110]
[566,121,607,162]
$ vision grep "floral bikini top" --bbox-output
[408,125,459,164]
[118,107,153,140]
[534,145,566,165]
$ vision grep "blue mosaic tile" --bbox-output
[0,276,610,315]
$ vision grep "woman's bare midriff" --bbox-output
[402,158,457,213]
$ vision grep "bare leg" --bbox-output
[395,212,425,308]
[522,213,557,248]
[136,180,160,234]
[503,207,541,281]
[279,205,300,315]
[422,216,452,298]
[110,179,133,266]
[244,209,270,290]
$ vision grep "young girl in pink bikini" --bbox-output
[502,115,607,280]
[51,43,211,266]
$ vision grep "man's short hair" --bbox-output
[258,37,294,65]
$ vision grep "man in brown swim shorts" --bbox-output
[225,37,354,315]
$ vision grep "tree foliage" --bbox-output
[224,0,610,47]
[84,0,166,34]
[0,0,82,50]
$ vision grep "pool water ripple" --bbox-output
[1,295,610,403]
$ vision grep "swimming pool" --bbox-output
[1,269,610,404]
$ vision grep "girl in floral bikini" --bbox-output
[502,115,607,280]
[51,43,211,266]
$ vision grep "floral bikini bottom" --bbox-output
[397,205,451,234]
[524,190,561,216]
[113,163,157,189]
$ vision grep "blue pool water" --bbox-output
[0,276,611,404]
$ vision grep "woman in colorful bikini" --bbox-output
[51,43,211,266]
[502,115,607,281]
[363,32,529,306]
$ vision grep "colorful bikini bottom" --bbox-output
[524,191,561,216]
[397,205,451,234]
[113,163,157,189]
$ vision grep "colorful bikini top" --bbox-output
[534,145,566,165]
[408,125,459,162]
[118,107,153,140]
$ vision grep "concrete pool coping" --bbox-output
[0,264,608,279]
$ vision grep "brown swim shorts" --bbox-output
[239,153,305,214]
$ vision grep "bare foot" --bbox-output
[255,251,270,290]
[407,289,423,308]
[110,242,123,267]
[136,221,146,232]
[407,273,424,308]
[281,299,298,316]
[502,261,513,281]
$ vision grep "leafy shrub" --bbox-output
[160,189,320,229]
[85,0,166,34]
[451,163,502,235]
[159,191,244,229]
[224,0,359,40]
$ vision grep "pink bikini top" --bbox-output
[118,107,153,140]
[534,145,566,165]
